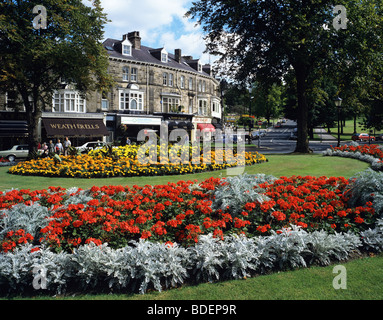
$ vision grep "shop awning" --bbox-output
[197,123,215,132]
[42,118,109,137]
[0,121,28,137]
[166,121,194,131]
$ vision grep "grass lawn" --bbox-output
[314,118,383,142]
[6,253,383,300]
[0,154,369,192]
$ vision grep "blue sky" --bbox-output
[98,0,213,64]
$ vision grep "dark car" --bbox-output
[375,134,383,141]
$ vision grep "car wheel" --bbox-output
[7,155,16,162]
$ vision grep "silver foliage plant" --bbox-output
[345,168,383,217]
[322,142,383,171]
[212,173,277,217]
[0,203,50,241]
[0,226,376,295]
[360,218,383,252]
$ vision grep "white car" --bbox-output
[0,145,29,162]
[75,141,108,153]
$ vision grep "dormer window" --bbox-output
[198,61,203,72]
[122,39,132,56]
[161,49,168,63]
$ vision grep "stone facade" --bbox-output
[0,31,222,148]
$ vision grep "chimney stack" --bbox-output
[175,49,182,63]
[124,31,141,50]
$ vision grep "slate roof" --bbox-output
[103,38,212,78]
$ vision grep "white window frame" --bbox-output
[162,96,180,113]
[188,98,193,114]
[169,73,173,87]
[198,99,208,115]
[53,90,86,113]
[161,49,168,63]
[163,72,168,86]
[189,77,193,90]
[122,66,129,82]
[180,76,185,89]
[101,99,109,111]
[119,89,144,111]
[122,39,132,57]
[198,61,203,72]
[131,67,138,82]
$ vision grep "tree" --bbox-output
[187,0,383,153]
[252,81,284,125]
[0,0,113,156]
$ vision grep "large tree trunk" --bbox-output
[19,86,41,158]
[294,63,311,153]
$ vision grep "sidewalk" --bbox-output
[314,128,337,141]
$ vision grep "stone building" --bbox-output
[0,31,222,149]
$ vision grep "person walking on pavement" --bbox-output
[48,140,55,154]
[63,136,71,156]
[55,139,63,155]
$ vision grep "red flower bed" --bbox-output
[331,144,383,163]
[0,175,376,253]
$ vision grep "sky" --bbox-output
[98,0,214,64]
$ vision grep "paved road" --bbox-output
[248,120,339,154]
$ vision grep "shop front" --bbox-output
[192,116,215,141]
[41,113,109,147]
[116,114,163,144]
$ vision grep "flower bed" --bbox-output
[0,157,13,167]
[323,143,383,171]
[7,145,267,178]
[0,171,382,294]
[0,174,376,254]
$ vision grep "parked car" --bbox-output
[352,133,375,142]
[75,141,108,153]
[0,145,29,162]
[274,122,282,128]
[214,133,245,144]
[375,133,383,141]
[351,133,361,141]
[250,130,266,140]
[250,131,260,140]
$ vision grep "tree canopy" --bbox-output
[187,0,383,152]
[0,0,113,155]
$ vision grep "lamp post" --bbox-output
[334,97,342,147]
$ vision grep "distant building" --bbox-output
[0,31,222,149]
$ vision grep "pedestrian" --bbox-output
[63,136,71,156]
[126,137,131,145]
[48,140,55,154]
[42,142,49,157]
[55,139,63,155]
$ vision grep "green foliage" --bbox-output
[67,146,81,157]
[0,0,114,155]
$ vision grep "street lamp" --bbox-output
[334,97,342,147]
